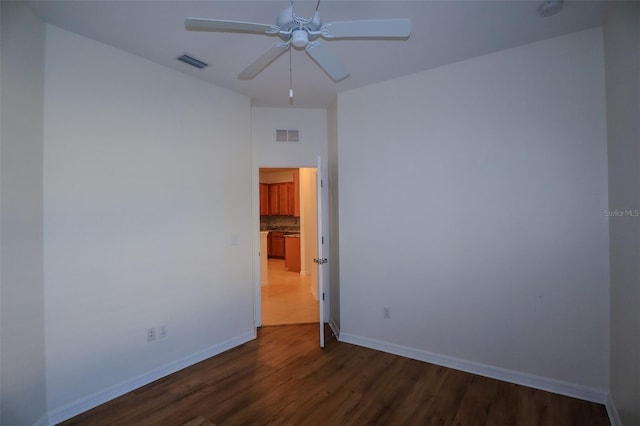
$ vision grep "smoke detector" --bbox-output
[538,0,563,17]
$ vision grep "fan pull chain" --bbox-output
[289,47,294,104]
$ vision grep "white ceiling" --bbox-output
[27,0,609,109]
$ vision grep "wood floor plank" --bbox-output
[450,374,499,425]
[421,369,474,425]
[180,416,215,426]
[60,324,610,426]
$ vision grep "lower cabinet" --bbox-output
[268,232,284,259]
[284,236,301,273]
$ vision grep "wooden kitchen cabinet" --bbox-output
[284,236,301,273]
[293,170,300,217]
[262,173,299,216]
[267,232,271,254]
[268,231,285,259]
[260,183,269,216]
[269,182,292,216]
[269,184,280,215]
[287,182,295,216]
[278,183,289,215]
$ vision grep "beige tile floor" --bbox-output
[261,259,319,325]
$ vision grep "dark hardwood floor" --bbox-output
[61,324,610,425]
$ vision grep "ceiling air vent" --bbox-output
[276,129,300,143]
[177,54,208,69]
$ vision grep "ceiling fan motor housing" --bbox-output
[277,6,322,46]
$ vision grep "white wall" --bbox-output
[43,26,253,422]
[0,3,48,425]
[251,107,328,170]
[327,101,340,334]
[251,107,330,323]
[604,2,640,424]
[337,28,609,399]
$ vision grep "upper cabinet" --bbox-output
[278,182,289,214]
[286,182,294,216]
[260,183,270,216]
[293,170,300,217]
[268,184,280,215]
[260,170,300,217]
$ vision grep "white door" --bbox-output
[314,156,326,348]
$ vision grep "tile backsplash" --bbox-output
[261,215,300,231]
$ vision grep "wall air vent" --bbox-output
[276,129,300,143]
[177,54,208,69]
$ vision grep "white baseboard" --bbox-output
[339,332,607,404]
[46,331,256,425]
[328,319,340,339]
[606,393,622,426]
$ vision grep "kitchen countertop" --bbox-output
[265,227,300,234]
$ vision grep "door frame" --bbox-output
[252,162,330,330]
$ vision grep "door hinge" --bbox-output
[322,293,325,300]
[321,179,324,188]
[314,258,328,264]
[321,236,324,244]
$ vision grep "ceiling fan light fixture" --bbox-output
[291,30,309,48]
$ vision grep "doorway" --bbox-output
[259,167,319,325]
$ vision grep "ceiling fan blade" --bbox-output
[321,19,411,39]
[238,43,290,80]
[185,18,277,34]
[305,42,349,82]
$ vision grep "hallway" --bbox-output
[261,259,318,325]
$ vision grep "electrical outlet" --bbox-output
[383,307,391,319]
[147,327,156,342]
[159,325,167,339]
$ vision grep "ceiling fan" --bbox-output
[184,1,411,82]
